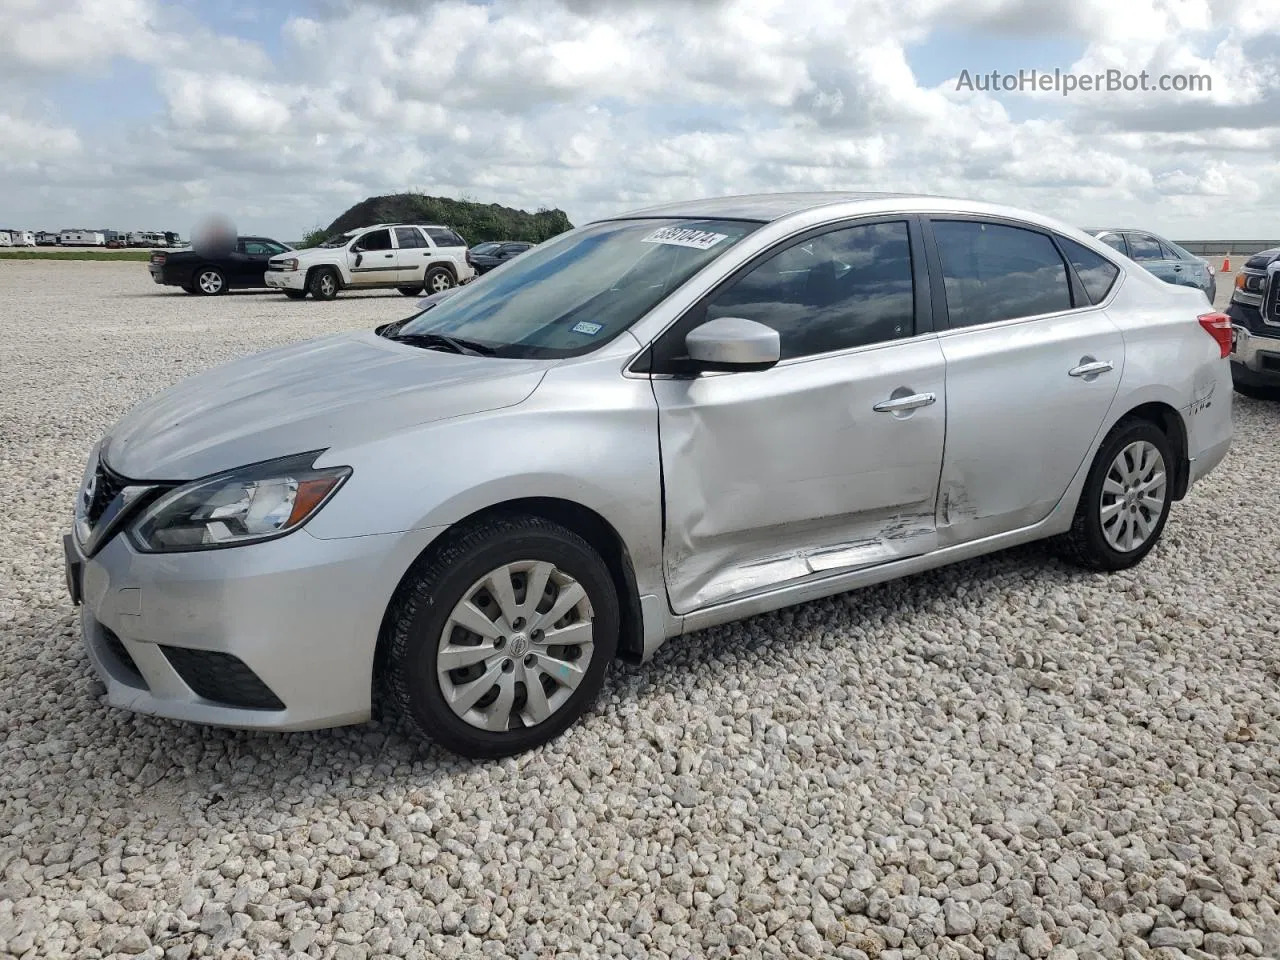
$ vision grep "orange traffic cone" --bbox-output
[1222,256,1230,272]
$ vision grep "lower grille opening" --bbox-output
[101,626,147,688]
[1260,354,1280,373]
[159,646,285,710]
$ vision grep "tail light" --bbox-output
[150,252,166,264]
[1198,312,1232,358]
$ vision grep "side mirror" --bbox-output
[684,317,780,373]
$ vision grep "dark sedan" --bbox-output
[149,236,294,295]
[465,240,533,275]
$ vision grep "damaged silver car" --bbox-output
[66,192,1233,757]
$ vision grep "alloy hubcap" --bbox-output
[430,274,451,292]
[199,271,221,293]
[321,276,335,295]
[437,560,594,732]
[1100,440,1167,553]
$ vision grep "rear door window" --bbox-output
[1126,233,1164,261]
[395,227,426,249]
[930,220,1073,327]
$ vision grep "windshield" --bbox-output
[395,218,759,358]
[318,232,355,249]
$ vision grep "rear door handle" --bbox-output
[873,392,936,413]
[1069,359,1114,378]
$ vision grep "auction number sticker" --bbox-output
[642,226,729,250]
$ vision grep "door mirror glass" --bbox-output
[684,317,780,372]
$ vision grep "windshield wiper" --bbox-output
[388,332,494,356]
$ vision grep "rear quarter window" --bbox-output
[1057,236,1121,304]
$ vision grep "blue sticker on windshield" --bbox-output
[572,321,603,335]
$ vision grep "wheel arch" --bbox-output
[427,260,458,281]
[372,495,646,709]
[305,263,342,290]
[1118,401,1190,500]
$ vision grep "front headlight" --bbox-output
[279,258,299,271]
[129,452,350,553]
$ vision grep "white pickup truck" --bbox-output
[265,223,476,300]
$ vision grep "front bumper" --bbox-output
[265,269,306,291]
[67,522,443,731]
[1230,325,1280,386]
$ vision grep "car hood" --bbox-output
[104,330,552,480]
[276,246,345,262]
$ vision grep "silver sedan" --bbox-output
[66,192,1233,757]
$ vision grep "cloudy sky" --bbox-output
[2,0,1278,241]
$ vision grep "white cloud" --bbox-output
[0,0,1277,239]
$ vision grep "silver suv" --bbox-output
[66,192,1232,757]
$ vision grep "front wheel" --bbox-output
[383,516,618,758]
[308,268,339,301]
[1055,419,1173,571]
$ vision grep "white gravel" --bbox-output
[2,259,1279,960]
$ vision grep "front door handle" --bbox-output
[1068,358,1114,379]
[873,392,936,413]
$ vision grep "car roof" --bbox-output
[364,223,450,231]
[604,191,926,223]
[1086,228,1168,236]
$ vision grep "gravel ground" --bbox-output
[1,260,1279,960]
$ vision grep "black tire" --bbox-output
[283,289,307,300]
[424,266,456,295]
[193,267,227,296]
[308,267,340,301]
[383,516,618,759]
[1055,418,1174,572]
[180,283,196,294]
[397,285,423,296]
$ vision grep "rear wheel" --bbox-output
[383,516,618,758]
[424,266,455,295]
[1055,419,1173,571]
[194,267,226,296]
[283,289,307,300]
[308,268,339,301]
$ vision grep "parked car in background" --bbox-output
[467,241,534,275]
[66,192,1232,758]
[264,224,475,300]
[1086,229,1216,303]
[1225,247,1280,397]
[149,236,294,295]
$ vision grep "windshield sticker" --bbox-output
[642,226,730,250]
[572,321,604,335]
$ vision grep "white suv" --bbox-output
[265,223,476,300]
